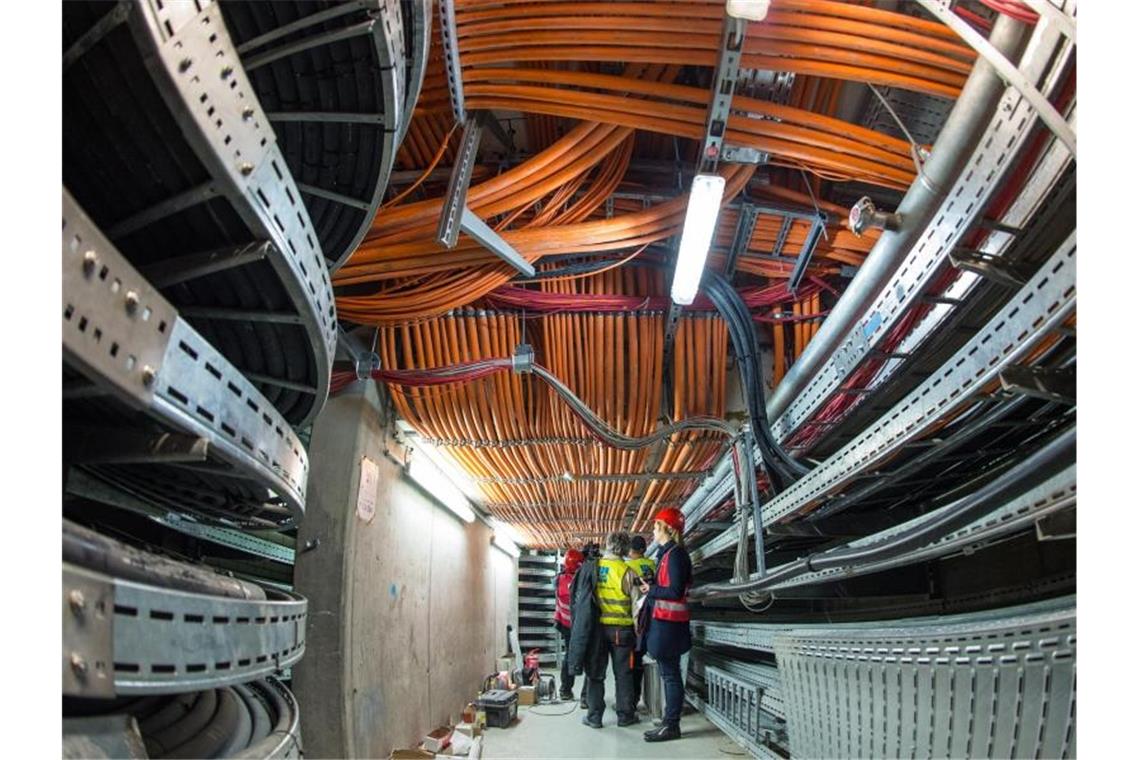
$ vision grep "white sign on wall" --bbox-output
[356,455,379,523]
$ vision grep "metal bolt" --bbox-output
[68,590,86,615]
[242,107,255,121]
[179,58,192,72]
[70,653,88,679]
[125,291,140,315]
[221,65,234,80]
[239,162,254,177]
[142,366,156,387]
[82,250,98,276]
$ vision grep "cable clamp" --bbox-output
[512,343,535,374]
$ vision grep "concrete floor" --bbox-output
[482,673,737,759]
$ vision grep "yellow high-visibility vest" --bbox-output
[595,557,634,626]
[627,556,656,581]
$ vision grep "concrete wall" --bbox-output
[293,381,518,759]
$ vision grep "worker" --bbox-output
[638,508,692,743]
[625,535,656,712]
[581,531,639,729]
[552,549,584,702]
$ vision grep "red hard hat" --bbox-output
[654,507,685,534]
[564,549,584,572]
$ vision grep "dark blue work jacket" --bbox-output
[643,540,692,659]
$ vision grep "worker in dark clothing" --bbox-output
[638,508,693,743]
[625,535,656,712]
[553,549,585,701]
[582,532,639,729]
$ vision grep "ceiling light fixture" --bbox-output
[670,174,726,305]
[407,454,476,523]
[725,0,771,21]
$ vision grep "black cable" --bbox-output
[703,270,809,490]
[690,425,1074,599]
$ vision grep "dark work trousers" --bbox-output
[656,654,684,728]
[585,624,636,724]
[556,623,575,694]
[630,649,645,708]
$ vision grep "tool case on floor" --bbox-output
[475,689,519,728]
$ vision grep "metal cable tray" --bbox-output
[64,188,308,527]
[63,676,303,758]
[63,0,336,427]
[218,0,426,271]
[64,560,307,699]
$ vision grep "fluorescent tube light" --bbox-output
[491,518,526,547]
[726,0,770,21]
[492,533,520,558]
[407,454,476,523]
[670,174,726,305]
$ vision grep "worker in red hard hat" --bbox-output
[553,548,585,701]
[637,507,693,743]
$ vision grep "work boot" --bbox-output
[617,714,640,727]
[559,689,574,702]
[643,724,681,742]
[581,715,602,729]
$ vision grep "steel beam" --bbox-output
[243,19,376,72]
[63,1,130,71]
[179,307,305,325]
[235,1,367,55]
[266,112,387,125]
[139,242,271,289]
[296,183,371,212]
[106,183,219,240]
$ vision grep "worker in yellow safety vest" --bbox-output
[581,531,639,729]
[625,535,656,712]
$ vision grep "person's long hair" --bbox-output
[662,523,684,549]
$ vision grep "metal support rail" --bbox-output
[771,17,1075,442]
[917,0,1075,156]
[685,690,786,760]
[692,229,1075,561]
[63,0,337,426]
[753,461,1074,591]
[63,191,310,524]
[475,470,708,485]
[66,469,297,565]
[698,17,747,174]
[64,563,307,698]
[776,598,1076,758]
[681,31,1076,544]
[439,0,465,124]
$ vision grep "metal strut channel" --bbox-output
[63,563,307,697]
[692,230,1076,561]
[439,0,465,124]
[723,203,759,279]
[698,17,746,174]
[436,116,535,276]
